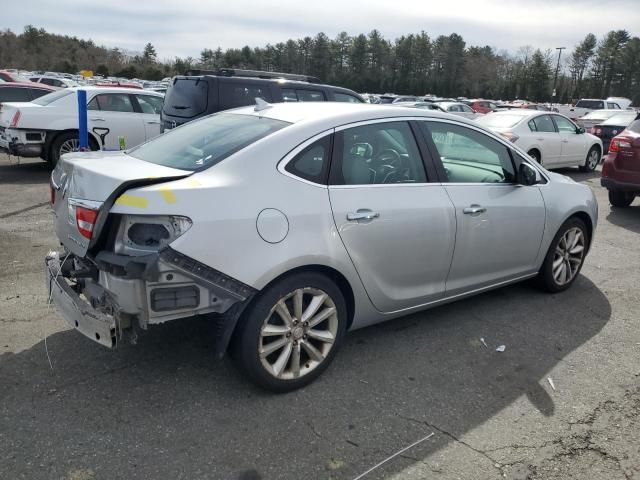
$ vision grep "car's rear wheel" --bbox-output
[608,190,634,208]
[536,217,588,293]
[528,149,541,164]
[232,272,347,392]
[49,132,98,168]
[579,146,600,172]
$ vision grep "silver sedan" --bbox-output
[47,102,598,391]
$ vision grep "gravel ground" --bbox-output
[0,154,638,480]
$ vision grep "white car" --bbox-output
[577,109,625,130]
[0,86,164,165]
[477,110,603,171]
[436,101,483,120]
[29,75,78,89]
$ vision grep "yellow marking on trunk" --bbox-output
[115,194,149,209]
[186,178,201,187]
[160,187,177,204]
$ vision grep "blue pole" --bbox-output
[77,90,88,151]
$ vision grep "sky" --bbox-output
[3,0,640,60]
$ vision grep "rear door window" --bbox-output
[89,94,135,112]
[164,78,209,118]
[295,89,325,102]
[0,87,31,103]
[135,94,163,114]
[219,83,273,110]
[532,115,556,133]
[29,88,51,100]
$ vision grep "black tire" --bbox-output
[608,190,634,208]
[528,149,541,164]
[231,272,347,392]
[579,146,600,172]
[49,132,98,168]
[536,217,589,293]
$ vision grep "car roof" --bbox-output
[66,86,163,95]
[0,81,54,89]
[485,109,546,118]
[227,101,477,131]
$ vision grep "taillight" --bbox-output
[76,206,99,239]
[9,110,21,128]
[499,131,519,142]
[609,139,619,153]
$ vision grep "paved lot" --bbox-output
[0,153,639,480]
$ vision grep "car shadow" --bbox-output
[606,202,640,233]
[0,275,610,479]
[0,155,51,185]
[551,166,600,183]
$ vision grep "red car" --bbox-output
[467,99,498,114]
[0,70,32,83]
[0,82,55,104]
[601,119,640,207]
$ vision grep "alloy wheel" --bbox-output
[59,138,80,156]
[259,287,338,380]
[552,227,585,286]
[587,149,599,170]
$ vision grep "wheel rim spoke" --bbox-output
[291,343,301,378]
[272,342,293,377]
[306,328,334,343]
[260,337,288,358]
[262,324,290,337]
[275,300,293,327]
[301,293,327,323]
[308,307,336,328]
[293,289,303,322]
[301,340,324,362]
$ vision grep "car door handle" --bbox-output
[146,120,160,125]
[536,138,544,141]
[90,117,105,122]
[347,209,380,221]
[463,205,486,215]
[561,139,569,143]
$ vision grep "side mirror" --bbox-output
[518,162,540,186]
[577,126,585,134]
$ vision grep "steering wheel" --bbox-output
[374,148,401,166]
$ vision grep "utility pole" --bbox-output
[551,47,566,104]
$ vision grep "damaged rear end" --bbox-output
[46,150,255,349]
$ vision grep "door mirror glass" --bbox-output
[518,162,539,186]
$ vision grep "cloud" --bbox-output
[3,0,639,59]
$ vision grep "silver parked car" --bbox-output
[47,102,598,391]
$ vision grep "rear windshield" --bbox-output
[476,114,524,128]
[575,100,604,109]
[163,78,209,118]
[603,113,638,126]
[129,113,290,171]
[31,89,73,105]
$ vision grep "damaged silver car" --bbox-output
[47,102,597,391]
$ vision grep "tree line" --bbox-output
[1,25,638,104]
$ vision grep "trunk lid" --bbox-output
[51,150,192,257]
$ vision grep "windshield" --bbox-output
[129,113,290,171]
[31,89,73,106]
[476,114,524,128]
[575,100,604,109]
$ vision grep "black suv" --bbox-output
[161,68,364,131]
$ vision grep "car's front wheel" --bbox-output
[608,190,634,208]
[537,217,589,293]
[579,146,600,172]
[232,272,347,392]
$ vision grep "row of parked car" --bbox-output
[1,68,638,210]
